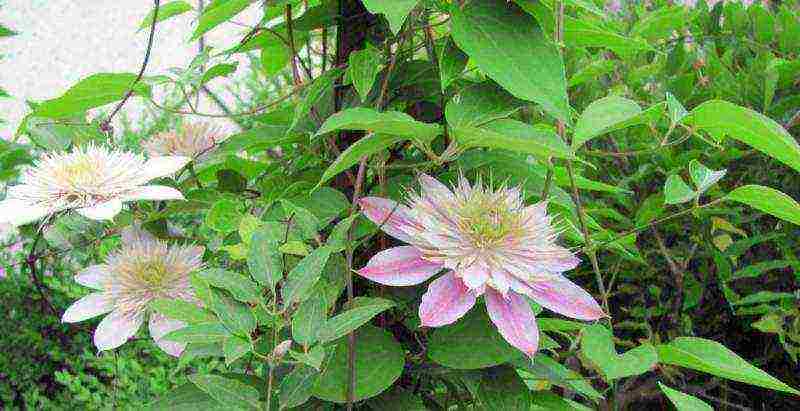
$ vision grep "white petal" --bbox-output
[121,224,157,245]
[77,199,123,221]
[142,156,191,180]
[62,292,114,322]
[94,310,144,352]
[74,265,112,290]
[0,198,51,227]
[122,185,185,201]
[149,313,187,357]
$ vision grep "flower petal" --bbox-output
[74,265,111,290]
[418,173,454,203]
[62,292,114,322]
[484,289,539,358]
[94,310,144,352]
[526,275,606,321]
[123,185,185,201]
[0,198,51,227]
[149,313,187,357]
[142,156,191,180]
[459,260,490,291]
[76,199,123,221]
[419,271,476,327]
[358,197,419,243]
[121,224,157,245]
[358,246,442,286]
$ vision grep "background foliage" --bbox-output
[1,0,800,409]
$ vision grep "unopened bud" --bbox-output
[270,340,293,363]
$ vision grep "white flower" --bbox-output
[0,145,189,226]
[62,225,204,356]
[144,122,226,161]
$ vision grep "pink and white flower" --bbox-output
[0,145,189,227]
[144,122,226,161]
[357,174,605,357]
[62,225,204,356]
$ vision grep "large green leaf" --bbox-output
[292,290,328,346]
[317,133,406,188]
[445,81,525,128]
[33,73,151,118]
[451,0,569,122]
[361,0,420,34]
[664,174,695,205]
[210,289,256,338]
[247,226,284,289]
[144,383,227,410]
[197,268,261,303]
[580,324,658,381]
[516,355,603,401]
[657,337,800,395]
[282,247,333,306]
[682,100,800,173]
[139,1,193,30]
[658,383,713,411]
[347,46,383,102]
[315,107,440,141]
[438,37,468,91]
[163,323,231,344]
[191,0,253,40]
[573,96,643,148]
[279,365,319,410]
[188,374,261,410]
[316,297,395,343]
[313,326,404,402]
[452,119,575,160]
[291,68,344,132]
[726,185,800,226]
[150,298,216,324]
[428,307,519,369]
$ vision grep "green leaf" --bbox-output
[279,365,319,410]
[188,374,261,410]
[428,307,519,369]
[580,324,658,381]
[317,297,395,343]
[688,160,726,194]
[290,346,326,370]
[326,214,359,252]
[658,383,713,411]
[657,337,800,395]
[361,0,420,34]
[452,119,575,160]
[438,37,468,91]
[259,32,291,76]
[451,0,569,122]
[164,323,231,344]
[348,46,382,102]
[247,226,284,289]
[516,355,603,401]
[33,73,151,118]
[150,298,216,324]
[198,268,261,303]
[313,326,404,402]
[292,292,327,346]
[206,199,242,233]
[726,185,800,226]
[317,134,405,188]
[281,200,321,239]
[144,383,226,410]
[200,62,239,85]
[223,335,252,365]
[291,68,343,131]
[573,96,642,148]
[445,81,525,128]
[139,1,193,30]
[0,24,18,38]
[191,0,253,40]
[315,107,440,141]
[631,6,687,42]
[282,247,333,307]
[477,366,532,410]
[569,59,615,88]
[682,100,800,173]
[210,289,256,337]
[664,174,695,205]
[636,193,666,226]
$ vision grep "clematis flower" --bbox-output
[62,225,204,356]
[357,174,606,357]
[0,145,189,227]
[144,122,226,161]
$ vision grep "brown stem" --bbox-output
[652,228,685,334]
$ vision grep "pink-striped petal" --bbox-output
[357,246,442,286]
[526,275,606,321]
[485,289,539,358]
[419,271,476,327]
[459,260,490,291]
[358,197,419,243]
[62,292,114,322]
[418,173,454,203]
[149,313,187,357]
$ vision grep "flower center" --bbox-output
[134,260,170,289]
[56,156,97,186]
[457,195,519,247]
